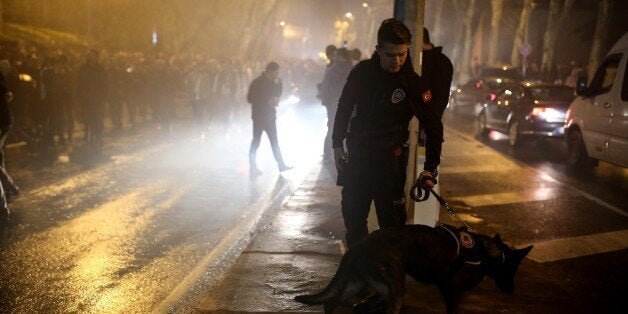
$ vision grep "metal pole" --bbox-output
[395,0,438,227]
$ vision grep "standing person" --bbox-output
[55,55,75,144]
[421,27,454,120]
[76,50,107,148]
[247,61,292,176]
[0,60,18,224]
[332,19,442,248]
[319,47,353,161]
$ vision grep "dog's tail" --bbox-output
[294,255,361,305]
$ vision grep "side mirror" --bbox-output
[576,76,588,96]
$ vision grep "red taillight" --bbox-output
[531,107,564,121]
[531,107,547,116]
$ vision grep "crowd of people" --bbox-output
[0,40,327,225]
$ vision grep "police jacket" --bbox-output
[332,52,443,172]
[247,72,282,120]
[421,46,453,118]
[320,58,354,108]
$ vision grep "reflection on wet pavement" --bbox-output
[0,101,325,312]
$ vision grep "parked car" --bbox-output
[565,32,628,168]
[449,76,515,116]
[477,81,576,147]
[477,66,523,81]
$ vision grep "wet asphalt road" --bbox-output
[1,100,626,313]
[438,110,627,310]
[0,100,325,313]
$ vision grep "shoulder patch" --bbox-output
[459,231,475,249]
[391,88,406,104]
[422,90,432,102]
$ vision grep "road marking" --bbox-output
[527,229,628,263]
[152,165,304,313]
[439,164,521,174]
[446,128,628,218]
[451,187,560,207]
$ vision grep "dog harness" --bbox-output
[439,224,482,265]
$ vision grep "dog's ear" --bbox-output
[493,234,503,244]
[513,245,533,264]
[519,245,533,257]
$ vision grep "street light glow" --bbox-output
[279,20,286,26]
[362,2,368,8]
[345,12,352,18]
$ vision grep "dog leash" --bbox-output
[411,185,475,233]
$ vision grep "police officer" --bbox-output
[332,19,443,248]
[421,27,453,119]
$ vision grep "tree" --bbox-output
[540,0,574,77]
[487,0,503,66]
[510,0,534,68]
[588,0,615,78]
[457,0,476,82]
[430,0,446,44]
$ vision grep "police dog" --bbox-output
[294,224,533,314]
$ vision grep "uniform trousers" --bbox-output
[341,143,408,248]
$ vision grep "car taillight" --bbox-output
[531,107,564,122]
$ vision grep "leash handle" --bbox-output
[410,184,430,202]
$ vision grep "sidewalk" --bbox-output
[191,131,604,313]
[192,162,446,313]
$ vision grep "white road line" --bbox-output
[152,166,301,313]
[527,229,628,263]
[451,187,560,207]
[446,128,628,218]
[439,164,521,174]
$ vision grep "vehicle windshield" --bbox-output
[528,86,576,101]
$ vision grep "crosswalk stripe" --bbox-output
[451,187,560,207]
[439,164,521,174]
[527,229,628,263]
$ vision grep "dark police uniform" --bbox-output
[332,52,443,247]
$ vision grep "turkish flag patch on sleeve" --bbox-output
[422,90,432,102]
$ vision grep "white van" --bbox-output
[565,32,628,168]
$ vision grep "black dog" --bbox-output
[295,224,533,313]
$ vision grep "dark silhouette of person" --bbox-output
[247,61,292,176]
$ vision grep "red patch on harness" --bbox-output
[460,231,475,249]
[422,90,432,102]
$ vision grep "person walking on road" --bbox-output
[247,61,292,176]
[332,19,443,248]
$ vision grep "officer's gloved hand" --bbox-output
[333,147,347,172]
[334,147,348,186]
[418,170,438,190]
